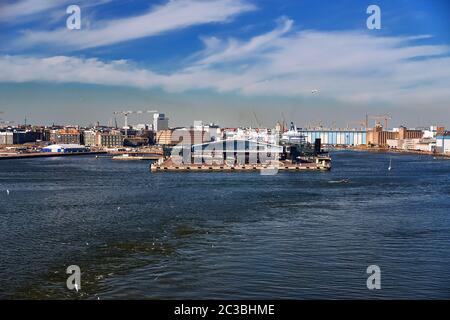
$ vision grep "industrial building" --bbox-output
[297,129,366,146]
[367,124,423,147]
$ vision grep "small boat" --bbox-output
[328,179,349,184]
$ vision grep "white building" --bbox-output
[387,138,436,152]
[423,126,440,138]
[42,144,88,153]
[436,135,450,154]
[224,127,277,144]
[193,123,221,142]
[153,113,169,132]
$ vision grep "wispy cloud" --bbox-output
[193,16,293,66]
[1,17,450,108]
[11,0,256,50]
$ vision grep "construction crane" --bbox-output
[113,110,158,136]
[308,121,323,130]
[280,112,287,132]
[252,111,262,128]
[347,120,366,130]
[369,114,392,129]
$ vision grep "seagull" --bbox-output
[117,206,121,211]
[311,89,319,94]
[6,189,10,195]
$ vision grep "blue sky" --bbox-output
[0,0,449,127]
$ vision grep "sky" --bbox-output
[0,0,449,128]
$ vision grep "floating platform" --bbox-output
[150,158,331,172]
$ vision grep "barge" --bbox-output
[150,157,331,172]
[150,136,331,173]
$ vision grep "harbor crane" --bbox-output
[369,114,392,129]
[113,109,158,136]
[347,120,366,130]
[253,112,262,128]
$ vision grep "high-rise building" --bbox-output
[153,113,169,132]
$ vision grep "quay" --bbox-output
[329,145,450,159]
[0,151,107,160]
[150,158,331,172]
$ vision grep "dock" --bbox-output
[0,151,107,160]
[112,153,163,161]
[150,158,331,172]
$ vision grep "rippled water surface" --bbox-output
[0,151,449,299]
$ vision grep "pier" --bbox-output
[150,158,331,172]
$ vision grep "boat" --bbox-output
[112,153,161,161]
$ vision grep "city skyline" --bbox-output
[0,0,450,127]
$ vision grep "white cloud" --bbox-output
[1,18,450,108]
[194,16,293,66]
[12,0,256,50]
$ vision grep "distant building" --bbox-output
[436,133,450,154]
[0,131,42,145]
[50,128,82,144]
[155,129,177,145]
[195,123,221,142]
[124,136,149,147]
[83,129,124,148]
[0,132,13,145]
[387,138,436,152]
[367,124,423,147]
[297,129,366,146]
[83,130,96,147]
[97,131,124,148]
[153,113,169,132]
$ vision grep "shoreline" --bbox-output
[0,151,107,160]
[1,147,449,161]
[328,146,450,158]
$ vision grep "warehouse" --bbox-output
[297,129,367,146]
[42,144,88,153]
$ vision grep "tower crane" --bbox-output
[369,114,392,129]
[113,110,158,136]
[253,111,262,128]
[347,120,367,130]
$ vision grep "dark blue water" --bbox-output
[0,151,449,299]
